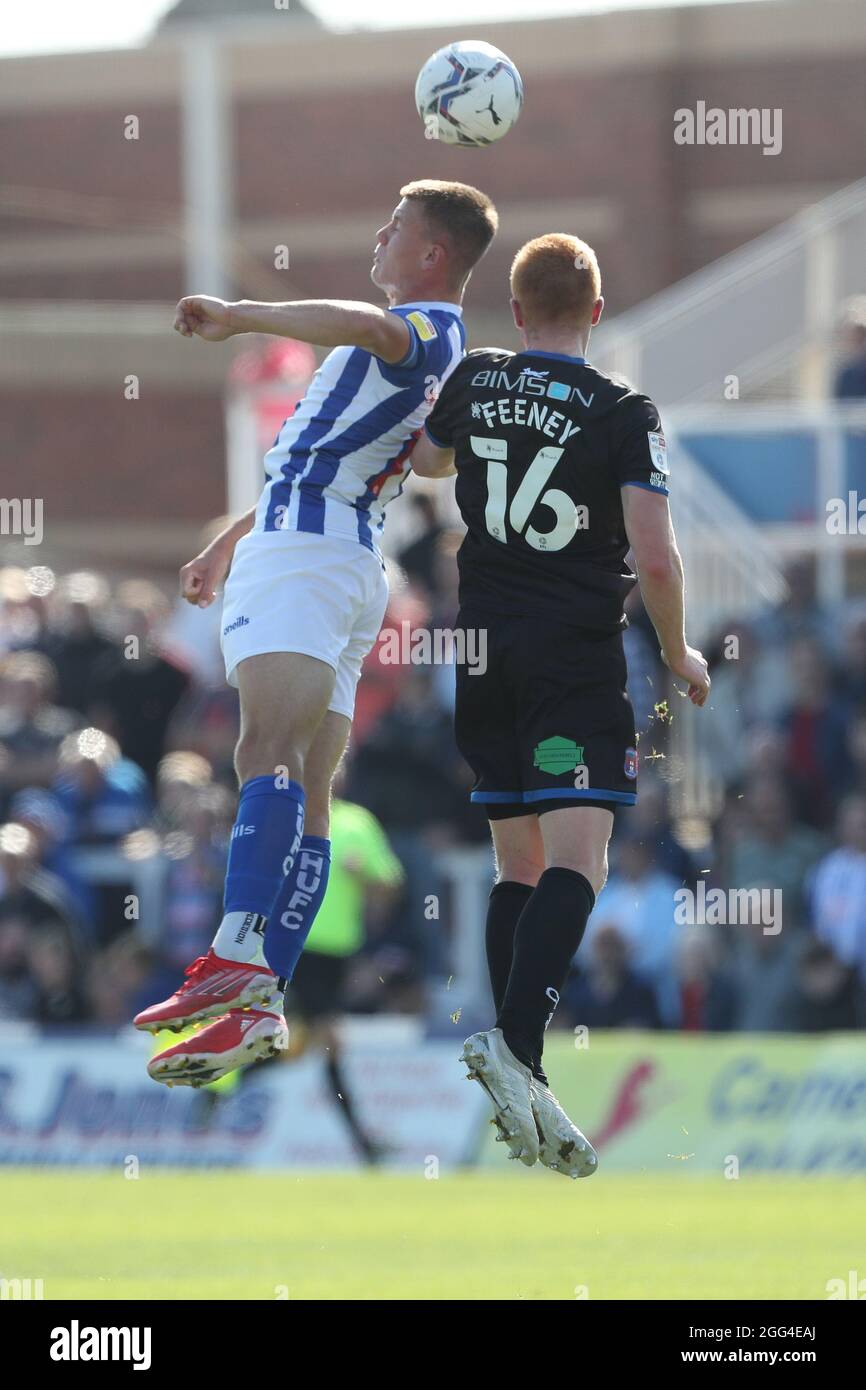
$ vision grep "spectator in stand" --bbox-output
[40,571,116,716]
[0,819,83,941]
[396,490,446,600]
[163,684,240,789]
[0,651,82,808]
[0,821,85,1021]
[676,932,736,1031]
[726,906,803,1032]
[87,934,154,1027]
[347,665,486,980]
[0,566,47,655]
[427,528,462,627]
[627,772,696,885]
[0,913,34,1020]
[50,732,151,942]
[349,574,424,746]
[88,580,190,783]
[848,707,866,797]
[743,724,791,784]
[8,787,94,931]
[622,587,664,735]
[792,939,864,1032]
[153,750,216,832]
[726,776,827,928]
[351,664,484,845]
[53,728,151,846]
[702,621,790,785]
[162,518,230,690]
[586,833,682,1026]
[26,921,89,1024]
[623,631,660,742]
[808,793,866,987]
[833,296,866,400]
[840,616,866,706]
[778,636,852,828]
[426,528,464,713]
[144,782,233,1001]
[564,924,661,1030]
[753,557,827,654]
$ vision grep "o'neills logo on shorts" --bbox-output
[223,615,250,635]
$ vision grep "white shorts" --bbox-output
[220,530,389,720]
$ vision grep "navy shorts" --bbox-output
[454,605,638,819]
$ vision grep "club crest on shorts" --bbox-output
[624,747,638,780]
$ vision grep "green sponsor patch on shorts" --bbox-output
[532,736,585,776]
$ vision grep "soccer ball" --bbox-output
[415,40,523,148]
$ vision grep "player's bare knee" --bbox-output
[235,727,305,786]
[491,815,544,888]
[545,853,607,898]
[494,839,542,884]
[493,841,545,887]
[496,857,543,888]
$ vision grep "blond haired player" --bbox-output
[411,234,709,1176]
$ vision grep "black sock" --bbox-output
[485,880,534,1014]
[325,1053,377,1162]
[496,867,595,1083]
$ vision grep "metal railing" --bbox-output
[665,430,788,644]
[664,402,866,821]
[592,179,866,406]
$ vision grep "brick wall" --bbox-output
[1,5,864,568]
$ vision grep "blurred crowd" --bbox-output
[0,529,482,1032]
[569,556,866,1035]
[1,504,865,1038]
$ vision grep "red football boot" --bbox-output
[133,949,279,1034]
[147,1008,289,1087]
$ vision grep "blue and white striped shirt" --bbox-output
[254,301,465,555]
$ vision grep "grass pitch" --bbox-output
[3,1169,862,1301]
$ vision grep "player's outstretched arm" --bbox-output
[179,507,255,608]
[174,295,412,363]
[621,485,710,707]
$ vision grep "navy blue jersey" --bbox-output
[425,347,668,631]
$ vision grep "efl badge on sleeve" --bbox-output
[624,747,638,780]
[406,311,437,342]
[647,431,668,474]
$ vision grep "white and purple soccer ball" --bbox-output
[415,40,524,148]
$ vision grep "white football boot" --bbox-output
[461,1028,539,1167]
[531,1078,598,1179]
